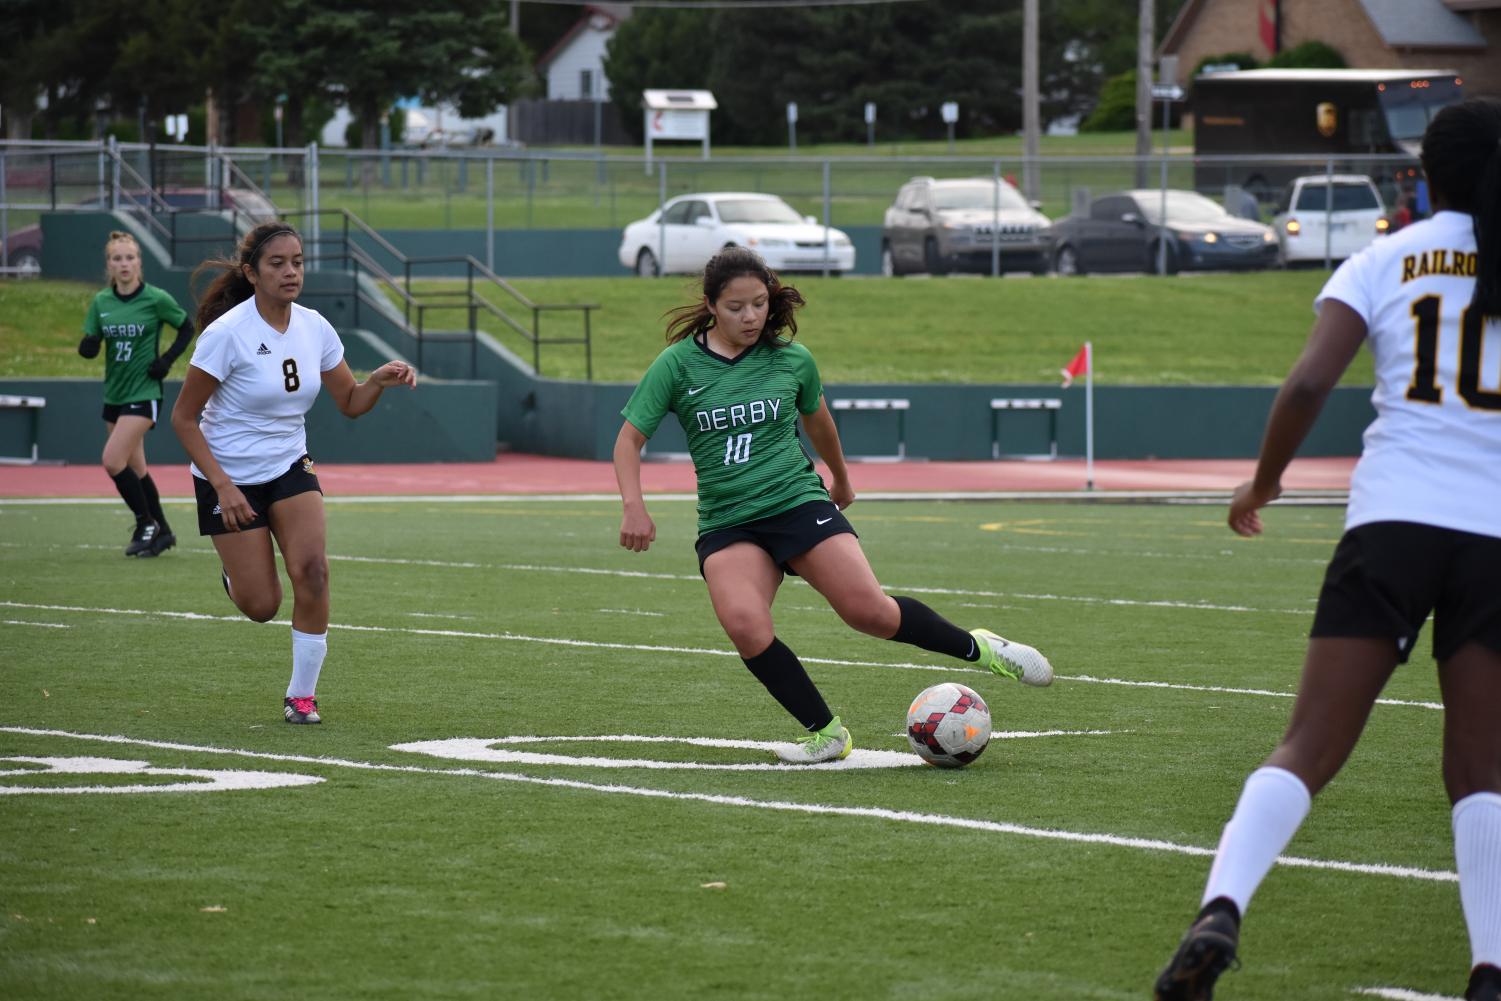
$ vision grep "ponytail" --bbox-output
[192,261,255,331]
[1473,138,1501,319]
[192,222,301,330]
[1419,97,1501,319]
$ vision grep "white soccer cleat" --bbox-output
[970,628,1053,687]
[774,716,853,764]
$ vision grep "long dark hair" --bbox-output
[1420,96,1501,318]
[664,247,806,347]
[193,222,301,330]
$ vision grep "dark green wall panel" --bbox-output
[0,378,498,466]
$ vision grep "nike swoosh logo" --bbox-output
[687,386,706,396]
[816,517,833,525]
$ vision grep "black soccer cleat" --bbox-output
[1469,964,1501,1001]
[284,696,322,725]
[148,527,176,556]
[1155,898,1241,1001]
[125,521,160,557]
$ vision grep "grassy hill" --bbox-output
[0,269,1369,387]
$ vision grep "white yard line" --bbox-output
[0,599,1444,710]
[0,541,1325,615]
[1353,988,1461,1000]
[0,726,1453,885]
[1,490,1350,505]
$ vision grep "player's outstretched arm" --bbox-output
[799,396,854,510]
[613,421,656,553]
[1230,299,1367,537]
[320,360,415,418]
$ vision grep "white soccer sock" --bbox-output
[1201,766,1313,915]
[287,628,328,699]
[1454,791,1501,969]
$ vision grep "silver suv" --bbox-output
[881,176,1052,276]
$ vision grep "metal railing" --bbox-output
[281,207,597,379]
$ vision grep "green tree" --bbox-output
[604,0,1190,146]
[601,8,714,143]
[1265,40,1346,69]
[1,0,129,139]
[305,2,527,149]
[1078,69,1136,132]
[112,0,220,138]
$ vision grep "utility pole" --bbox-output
[510,0,520,35]
[1135,0,1153,187]
[1022,0,1039,202]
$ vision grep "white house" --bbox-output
[537,4,632,101]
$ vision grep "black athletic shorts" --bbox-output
[694,498,857,577]
[194,454,323,536]
[1310,520,1501,664]
[102,400,160,426]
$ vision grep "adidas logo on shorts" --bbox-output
[211,503,222,515]
[256,343,272,355]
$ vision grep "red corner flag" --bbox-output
[1061,344,1089,387]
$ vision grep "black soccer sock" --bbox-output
[891,595,979,661]
[741,637,833,732]
[110,468,152,525]
[139,473,170,533]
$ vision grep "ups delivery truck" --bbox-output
[1192,68,1463,201]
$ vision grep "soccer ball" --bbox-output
[906,682,992,768]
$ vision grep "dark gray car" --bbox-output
[1049,189,1278,276]
[881,176,1051,276]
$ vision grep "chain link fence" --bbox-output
[2,139,1421,277]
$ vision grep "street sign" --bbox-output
[1150,85,1184,100]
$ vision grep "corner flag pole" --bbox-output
[1084,341,1095,491]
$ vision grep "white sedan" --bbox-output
[618,192,856,277]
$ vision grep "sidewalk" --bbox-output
[0,454,1357,498]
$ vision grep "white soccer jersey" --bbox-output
[1316,210,1501,539]
[188,297,345,485]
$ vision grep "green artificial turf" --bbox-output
[0,498,1467,1000]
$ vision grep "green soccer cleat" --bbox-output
[775,716,852,765]
[970,628,1053,686]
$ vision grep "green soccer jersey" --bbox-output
[82,283,188,405]
[622,335,829,534]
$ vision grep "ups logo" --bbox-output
[1316,101,1338,138]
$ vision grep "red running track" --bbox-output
[0,453,1356,498]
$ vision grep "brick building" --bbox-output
[1160,0,1500,97]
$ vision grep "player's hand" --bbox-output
[829,477,855,510]
[147,357,171,380]
[1228,480,1280,537]
[371,361,416,389]
[619,508,656,553]
[215,483,256,532]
